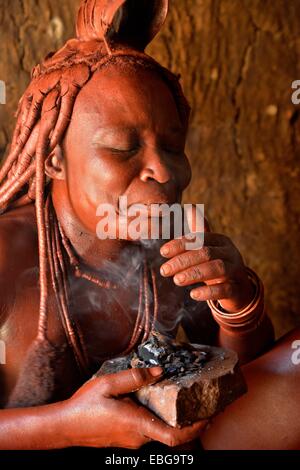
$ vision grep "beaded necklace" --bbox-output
[45,196,158,377]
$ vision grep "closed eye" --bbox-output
[109,146,140,156]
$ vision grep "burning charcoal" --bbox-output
[165,366,178,375]
[181,351,190,357]
[132,333,214,379]
[137,338,168,364]
[194,355,206,364]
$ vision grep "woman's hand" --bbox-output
[63,367,207,449]
[159,211,254,312]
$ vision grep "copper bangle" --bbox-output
[207,267,265,334]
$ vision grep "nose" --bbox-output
[139,148,173,184]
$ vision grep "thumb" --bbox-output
[185,204,211,234]
[184,205,211,251]
[101,367,164,397]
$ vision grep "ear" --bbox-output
[45,145,66,180]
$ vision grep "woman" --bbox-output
[0,0,299,450]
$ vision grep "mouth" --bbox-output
[118,202,182,218]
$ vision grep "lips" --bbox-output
[119,201,182,218]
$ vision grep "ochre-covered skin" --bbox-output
[0,0,299,450]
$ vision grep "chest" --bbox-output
[67,269,185,367]
[0,266,185,405]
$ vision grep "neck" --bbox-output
[51,181,140,273]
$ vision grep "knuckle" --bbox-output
[97,379,112,396]
[177,255,187,269]
[187,252,196,265]
[191,266,201,281]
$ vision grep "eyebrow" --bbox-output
[91,124,184,145]
[91,127,137,144]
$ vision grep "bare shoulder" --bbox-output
[0,204,38,305]
[0,203,37,263]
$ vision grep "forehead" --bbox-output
[70,64,183,130]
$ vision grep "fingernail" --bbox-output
[161,264,170,275]
[160,246,169,256]
[191,291,199,300]
[175,273,186,284]
[149,367,164,377]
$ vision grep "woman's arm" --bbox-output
[181,296,275,364]
[208,268,275,363]
[0,367,206,450]
[216,313,275,364]
[0,401,70,449]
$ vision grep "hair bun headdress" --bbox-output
[76,0,169,51]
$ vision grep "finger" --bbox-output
[114,399,207,449]
[190,282,236,301]
[160,247,228,277]
[100,367,164,397]
[173,259,230,286]
[160,232,230,260]
[167,420,209,447]
[140,409,209,447]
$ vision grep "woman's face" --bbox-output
[61,64,192,238]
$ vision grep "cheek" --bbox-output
[66,154,132,232]
[175,154,192,192]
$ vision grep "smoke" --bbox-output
[66,236,190,364]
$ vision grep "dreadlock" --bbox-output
[2,0,190,407]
